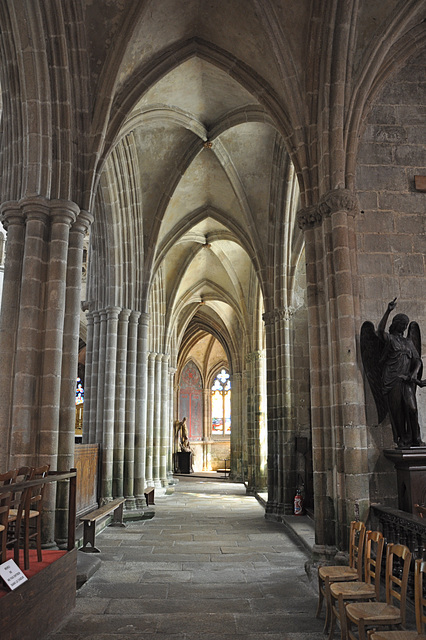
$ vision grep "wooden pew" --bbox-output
[79,497,126,553]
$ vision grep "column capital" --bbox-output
[105,305,121,320]
[297,204,321,230]
[1,201,24,230]
[119,308,132,322]
[71,209,94,235]
[139,312,150,327]
[129,310,141,324]
[318,188,358,218]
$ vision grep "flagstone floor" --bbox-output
[48,476,324,639]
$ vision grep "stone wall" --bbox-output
[356,50,426,505]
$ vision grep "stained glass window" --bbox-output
[211,369,231,435]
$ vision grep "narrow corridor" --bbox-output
[49,477,324,639]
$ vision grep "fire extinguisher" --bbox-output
[294,487,304,515]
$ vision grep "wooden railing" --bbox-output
[369,504,426,559]
[369,504,426,602]
[0,469,77,551]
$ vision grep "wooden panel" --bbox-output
[415,175,426,192]
[0,549,77,640]
[74,443,99,517]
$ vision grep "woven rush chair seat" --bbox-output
[328,530,385,640]
[317,520,366,634]
[345,543,412,640]
[369,559,426,640]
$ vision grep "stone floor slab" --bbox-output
[48,477,323,639]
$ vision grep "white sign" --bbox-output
[0,559,28,590]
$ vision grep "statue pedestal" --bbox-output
[384,448,426,514]
[176,451,192,474]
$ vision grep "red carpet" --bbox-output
[0,549,67,598]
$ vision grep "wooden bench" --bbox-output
[79,497,126,553]
[144,486,155,506]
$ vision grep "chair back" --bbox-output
[25,465,50,512]
[363,530,385,600]
[385,543,412,625]
[414,558,426,634]
[0,468,18,485]
[0,488,12,561]
[349,520,366,579]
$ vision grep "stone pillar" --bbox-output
[263,310,283,519]
[153,353,162,487]
[9,202,50,466]
[145,352,156,486]
[101,306,121,502]
[124,310,140,508]
[56,209,92,543]
[114,308,130,498]
[134,313,149,505]
[82,310,94,443]
[58,210,92,471]
[297,190,368,555]
[168,367,176,479]
[203,386,212,470]
[230,371,243,482]
[96,310,107,445]
[245,352,263,492]
[160,354,170,485]
[0,204,25,471]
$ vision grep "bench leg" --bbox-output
[109,502,126,528]
[80,521,101,553]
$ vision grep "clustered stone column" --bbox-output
[230,371,243,481]
[297,188,369,554]
[263,307,298,517]
[245,353,263,492]
[83,305,173,502]
[0,197,91,545]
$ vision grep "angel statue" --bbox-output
[360,298,424,448]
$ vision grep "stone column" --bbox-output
[167,367,176,479]
[134,313,149,505]
[160,354,170,485]
[0,204,25,471]
[263,310,283,520]
[9,202,50,467]
[96,309,107,445]
[319,189,369,545]
[114,308,130,498]
[245,352,262,492]
[56,209,92,543]
[153,353,162,486]
[203,387,211,470]
[82,310,94,443]
[101,306,121,502]
[298,191,368,555]
[58,209,92,471]
[230,371,243,482]
[145,352,156,486]
[124,310,140,508]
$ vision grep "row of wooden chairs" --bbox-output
[317,520,426,640]
[0,465,50,570]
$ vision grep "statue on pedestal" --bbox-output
[361,298,424,448]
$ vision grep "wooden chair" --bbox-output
[6,466,32,566]
[369,558,426,639]
[327,530,385,640]
[317,521,366,633]
[0,469,17,564]
[345,543,412,640]
[20,465,50,569]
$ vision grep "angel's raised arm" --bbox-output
[377,298,397,340]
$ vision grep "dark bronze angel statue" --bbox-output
[360,298,424,448]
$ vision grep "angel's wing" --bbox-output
[360,321,387,423]
[408,321,423,380]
